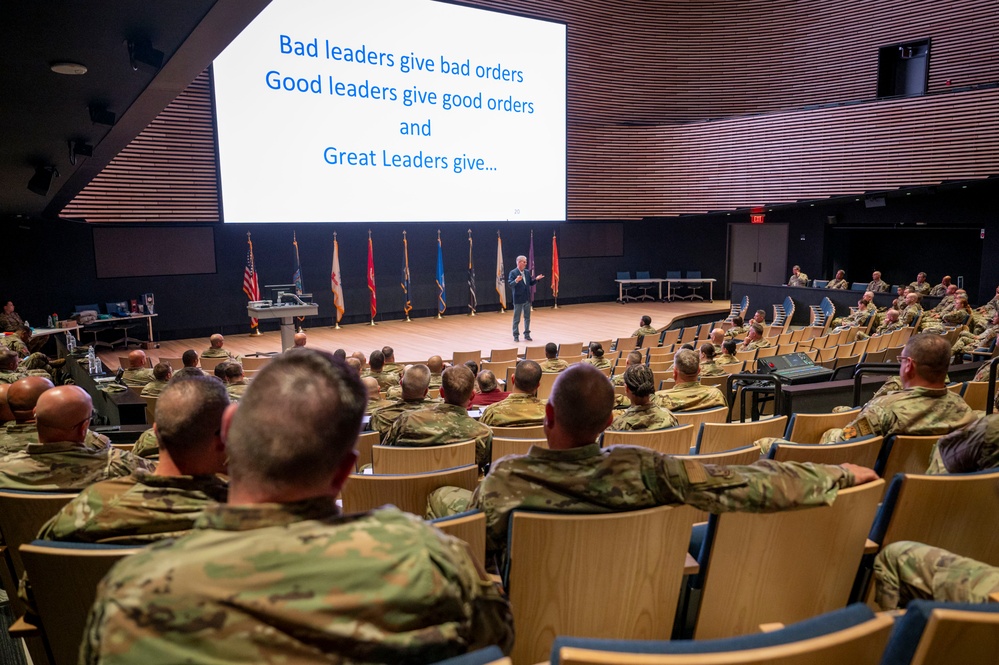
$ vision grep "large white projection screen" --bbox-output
[213,0,567,223]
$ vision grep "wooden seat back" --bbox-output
[696,416,788,454]
[602,425,694,455]
[769,436,883,469]
[784,409,861,444]
[371,440,476,474]
[341,465,478,515]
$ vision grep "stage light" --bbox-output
[27,166,59,196]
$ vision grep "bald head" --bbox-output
[361,376,381,400]
[35,385,92,443]
[293,332,307,347]
[0,384,14,423]
[400,364,431,400]
[7,376,54,423]
[427,355,444,373]
[710,328,725,345]
[210,334,225,348]
[127,349,148,369]
[548,364,614,445]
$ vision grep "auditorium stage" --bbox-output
[102,299,730,366]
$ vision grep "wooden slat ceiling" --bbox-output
[63,0,999,223]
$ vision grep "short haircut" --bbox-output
[400,364,431,399]
[545,342,558,358]
[731,316,743,326]
[332,349,347,362]
[623,364,656,398]
[674,348,700,376]
[152,362,172,382]
[381,346,394,359]
[172,367,204,379]
[214,361,231,380]
[680,343,694,351]
[551,364,614,441]
[640,315,651,326]
[346,357,361,373]
[626,350,643,365]
[224,362,244,380]
[918,272,927,278]
[905,333,951,383]
[723,339,737,354]
[700,343,716,359]
[589,342,605,358]
[463,360,479,376]
[155,376,229,457]
[181,350,199,367]
[476,370,498,393]
[755,309,765,317]
[226,350,366,489]
[750,322,764,336]
[513,359,542,393]
[441,366,475,405]
[369,349,385,371]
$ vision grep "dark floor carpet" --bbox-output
[0,600,29,665]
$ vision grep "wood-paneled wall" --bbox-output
[61,0,999,223]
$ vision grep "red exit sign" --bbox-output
[750,206,765,224]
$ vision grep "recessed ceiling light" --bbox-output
[50,61,88,75]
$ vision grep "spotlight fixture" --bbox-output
[27,166,59,196]
[127,39,164,71]
[89,104,116,126]
[69,140,94,165]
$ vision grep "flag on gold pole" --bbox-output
[495,231,506,311]
[367,231,377,323]
[242,232,261,329]
[551,230,560,308]
[330,232,344,327]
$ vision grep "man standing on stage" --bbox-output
[509,255,544,342]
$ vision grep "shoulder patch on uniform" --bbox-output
[682,459,708,485]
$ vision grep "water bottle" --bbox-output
[87,347,96,375]
[95,357,103,375]
[65,332,76,354]
[47,315,54,328]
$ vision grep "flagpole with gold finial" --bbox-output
[435,229,444,320]
[468,229,476,316]
[247,231,263,336]
[368,229,377,326]
[332,231,342,329]
[402,230,411,322]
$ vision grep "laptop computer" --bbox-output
[105,301,131,317]
[95,367,125,384]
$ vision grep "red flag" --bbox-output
[367,231,377,320]
[243,232,261,327]
[551,231,560,298]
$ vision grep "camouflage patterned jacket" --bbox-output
[632,325,658,337]
[873,541,999,610]
[382,403,493,472]
[369,397,436,435]
[740,337,773,351]
[0,440,152,491]
[0,335,28,358]
[200,347,236,359]
[867,279,890,293]
[79,500,514,665]
[900,304,923,326]
[36,471,228,544]
[584,357,612,370]
[470,443,857,557]
[0,423,110,456]
[826,278,848,289]
[479,393,545,427]
[225,380,250,402]
[725,325,749,339]
[819,386,978,444]
[365,369,401,392]
[139,380,169,398]
[539,358,569,373]
[716,353,741,366]
[608,404,679,431]
[122,367,155,388]
[0,369,27,384]
[653,381,727,412]
[925,414,998,475]
[699,361,727,377]
[909,281,932,296]
[131,428,159,458]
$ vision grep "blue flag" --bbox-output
[436,231,446,314]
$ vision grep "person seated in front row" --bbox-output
[140,362,172,397]
[38,375,229,543]
[725,316,748,339]
[81,349,514,664]
[479,360,545,427]
[609,364,678,432]
[122,349,155,388]
[739,323,772,350]
[201,333,240,361]
[446,363,877,565]
[539,342,570,373]
[468,370,509,408]
[653,348,727,412]
[787,265,809,287]
[632,315,657,338]
[826,269,848,289]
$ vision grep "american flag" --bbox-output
[243,232,261,327]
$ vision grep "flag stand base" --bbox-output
[369,320,376,326]
[553,301,559,309]
[499,308,506,314]
[249,329,262,336]
[333,323,341,330]
[405,316,411,322]
[436,313,443,320]
[469,310,476,316]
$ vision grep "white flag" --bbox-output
[331,236,345,323]
[495,233,506,309]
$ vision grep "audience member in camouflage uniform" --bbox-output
[479,360,545,427]
[787,265,809,287]
[707,328,725,355]
[132,428,160,458]
[699,343,727,377]
[1,327,55,377]
[953,310,999,357]
[80,349,513,665]
[925,413,998,474]
[0,300,24,332]
[37,375,229,543]
[0,376,54,454]
[725,316,749,340]
[611,350,643,386]
[470,364,877,561]
[867,270,890,293]
[223,362,249,401]
[739,323,772,351]
[857,308,903,340]
[921,294,973,334]
[609,365,678,431]
[539,342,570,373]
[909,272,931,296]
[364,349,401,392]
[929,276,952,298]
[369,364,435,435]
[926,284,958,315]
[381,345,404,377]
[0,383,12,423]
[0,349,26,383]
[361,376,394,415]
[632,315,657,338]
[382,366,492,472]
[716,339,741,365]
[426,355,445,390]
[584,342,612,370]
[121,350,155,388]
[140,362,172,397]
[826,270,848,289]
[0,385,150,490]
[654,349,727,412]
[874,541,999,609]
[200,333,239,361]
[819,334,977,443]
[831,292,876,330]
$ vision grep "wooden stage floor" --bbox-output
[102,299,730,366]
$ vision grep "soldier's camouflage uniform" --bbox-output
[653,381,727,412]
[131,428,160,458]
[226,380,250,402]
[382,402,493,472]
[819,386,977,444]
[788,273,809,287]
[382,362,404,376]
[867,279,890,293]
[0,422,110,455]
[909,281,932,296]
[539,358,569,373]
[0,368,27,384]
[122,367,155,388]
[369,397,436,435]
[725,325,749,339]
[740,337,772,351]
[874,541,999,610]
[952,323,999,356]
[584,357,612,371]
[609,404,678,431]
[929,283,949,297]
[900,304,923,327]
[856,318,904,341]
[925,413,998,474]
[632,325,658,337]
[716,353,741,366]
[479,393,545,427]
[139,380,169,398]
[80,500,514,665]
[826,278,848,289]
[200,347,237,360]
[0,440,152,490]
[699,360,727,377]
[365,397,396,415]
[37,470,228,544]
[470,444,858,559]
[832,302,876,329]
